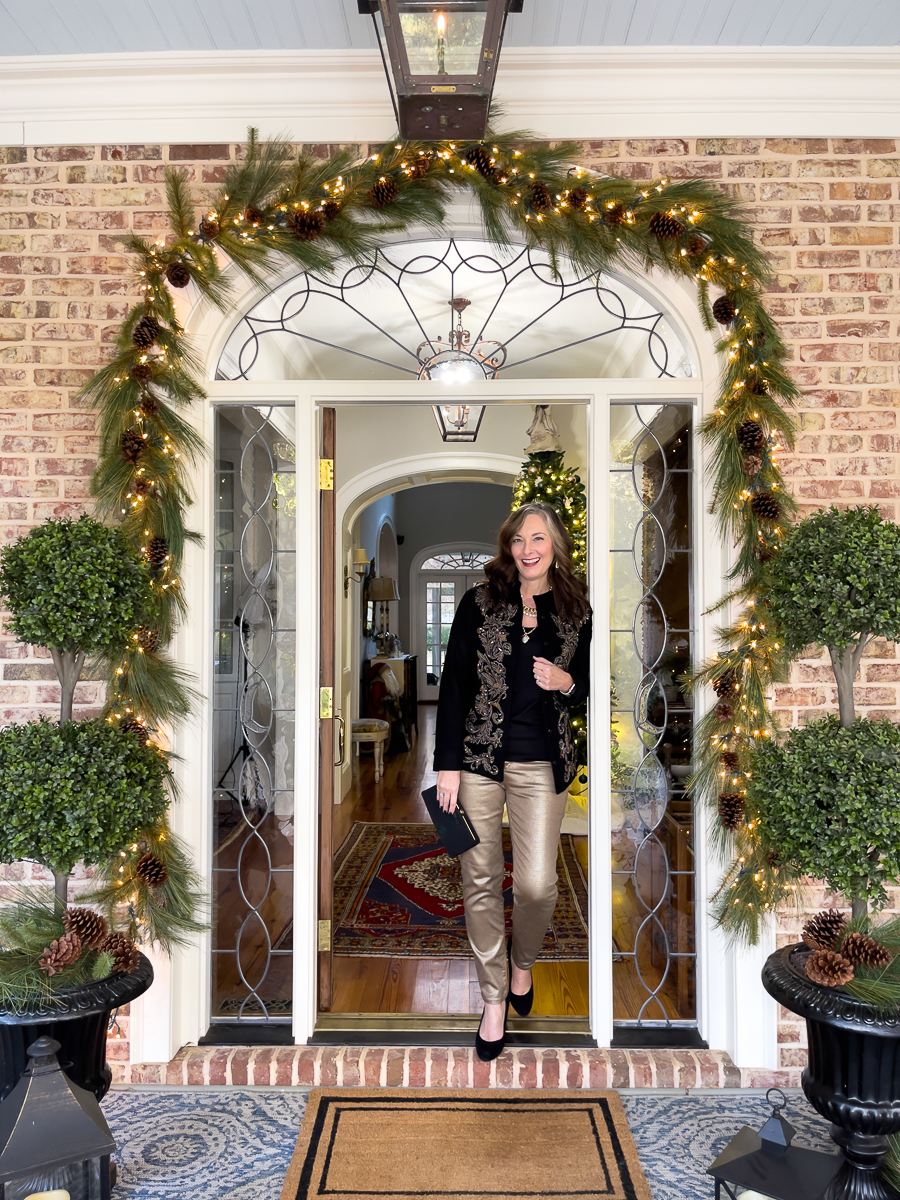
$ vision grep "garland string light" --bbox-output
[79,126,801,938]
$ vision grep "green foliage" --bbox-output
[0,514,149,655]
[0,718,171,876]
[748,716,900,910]
[768,505,900,656]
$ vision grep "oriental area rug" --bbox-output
[280,1089,652,1200]
[333,822,588,959]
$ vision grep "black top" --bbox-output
[505,622,552,763]
[433,581,592,793]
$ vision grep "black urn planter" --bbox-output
[763,943,900,1200]
[0,952,152,1103]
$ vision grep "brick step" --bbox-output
[129,1045,796,1089]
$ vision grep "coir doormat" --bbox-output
[280,1088,652,1200]
[333,821,588,959]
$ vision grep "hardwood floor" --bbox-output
[331,705,589,1017]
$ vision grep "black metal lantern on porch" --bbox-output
[358,1,524,139]
[0,1037,115,1200]
[707,1089,841,1200]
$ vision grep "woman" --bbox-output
[434,502,591,1060]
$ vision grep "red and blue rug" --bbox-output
[333,822,588,959]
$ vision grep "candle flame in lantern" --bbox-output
[436,12,446,33]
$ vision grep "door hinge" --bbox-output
[319,458,334,490]
[318,919,332,951]
[319,686,333,719]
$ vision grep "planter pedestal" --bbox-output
[763,944,900,1200]
[0,952,152,1102]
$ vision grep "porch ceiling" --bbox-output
[0,0,896,57]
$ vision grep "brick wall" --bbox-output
[1,135,898,1080]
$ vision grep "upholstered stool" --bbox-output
[351,718,390,781]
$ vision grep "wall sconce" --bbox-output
[344,547,371,595]
[358,0,524,140]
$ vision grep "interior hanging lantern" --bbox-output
[358,1,524,139]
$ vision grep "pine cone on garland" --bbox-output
[133,476,153,498]
[648,211,684,241]
[806,949,854,988]
[198,216,220,241]
[121,429,145,465]
[718,792,745,831]
[746,376,768,396]
[287,209,325,242]
[802,909,848,951]
[135,851,169,888]
[63,907,108,950]
[712,294,737,324]
[603,202,627,227]
[408,155,431,181]
[321,199,341,222]
[368,177,399,208]
[528,181,553,212]
[146,536,169,571]
[568,186,590,210]
[720,750,741,771]
[715,701,735,721]
[98,932,141,976]
[742,455,763,477]
[120,717,149,746]
[686,234,707,257]
[137,626,159,652]
[132,315,160,349]
[242,206,263,226]
[751,491,781,521]
[713,668,739,697]
[130,362,153,383]
[165,261,190,289]
[38,932,82,977]
[756,542,776,564]
[842,931,894,969]
[140,394,159,417]
[465,145,493,176]
[737,419,766,452]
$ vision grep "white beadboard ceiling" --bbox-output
[0,0,897,56]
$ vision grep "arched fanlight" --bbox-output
[358,1,524,139]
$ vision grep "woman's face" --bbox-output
[509,513,554,590]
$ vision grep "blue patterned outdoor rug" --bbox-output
[102,1087,835,1200]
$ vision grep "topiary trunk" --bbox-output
[48,647,85,723]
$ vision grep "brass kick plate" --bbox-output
[318,919,331,951]
[319,458,334,490]
[319,687,333,719]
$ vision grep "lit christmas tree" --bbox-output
[512,436,588,764]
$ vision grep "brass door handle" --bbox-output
[334,714,346,766]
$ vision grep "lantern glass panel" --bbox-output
[5,1155,105,1200]
[398,3,488,76]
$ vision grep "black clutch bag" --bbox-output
[421,785,480,858]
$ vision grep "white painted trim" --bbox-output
[1,46,899,144]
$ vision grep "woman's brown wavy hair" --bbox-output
[483,502,590,624]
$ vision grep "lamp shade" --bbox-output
[370,576,400,603]
[353,548,370,569]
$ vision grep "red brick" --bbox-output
[65,210,128,229]
[829,273,892,292]
[796,251,859,268]
[102,144,163,161]
[832,455,896,475]
[799,344,863,362]
[249,1047,275,1086]
[407,1047,427,1087]
[318,1049,339,1087]
[765,138,828,154]
[826,319,891,337]
[830,226,894,245]
[229,1048,250,1086]
[831,182,892,200]
[769,274,823,294]
[797,159,861,177]
[798,205,860,223]
[169,143,231,160]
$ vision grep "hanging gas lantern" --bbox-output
[358,1,524,139]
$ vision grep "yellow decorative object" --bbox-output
[24,1191,70,1200]
[568,766,588,814]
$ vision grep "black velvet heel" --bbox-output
[507,938,534,1017]
[474,998,509,1062]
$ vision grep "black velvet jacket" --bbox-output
[433,582,592,793]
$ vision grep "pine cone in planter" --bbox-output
[806,948,854,988]
[98,932,141,976]
[842,930,894,969]
[140,393,159,417]
[130,362,153,384]
[568,186,590,210]
[242,206,263,226]
[120,717,149,746]
[137,626,159,652]
[322,199,341,222]
[63,907,108,950]
[135,851,169,888]
[38,932,82,977]
[287,209,325,242]
[802,909,848,951]
[686,234,707,257]
[465,145,493,176]
[742,455,763,477]
[603,202,627,227]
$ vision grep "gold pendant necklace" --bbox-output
[522,601,537,643]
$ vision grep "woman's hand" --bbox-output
[533,657,573,693]
[436,770,461,813]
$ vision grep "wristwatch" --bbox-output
[562,680,576,696]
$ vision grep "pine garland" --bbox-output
[77,126,801,943]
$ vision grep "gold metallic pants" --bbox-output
[458,762,569,1004]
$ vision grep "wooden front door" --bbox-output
[318,408,337,1011]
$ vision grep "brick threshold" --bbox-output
[130,1046,798,1089]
